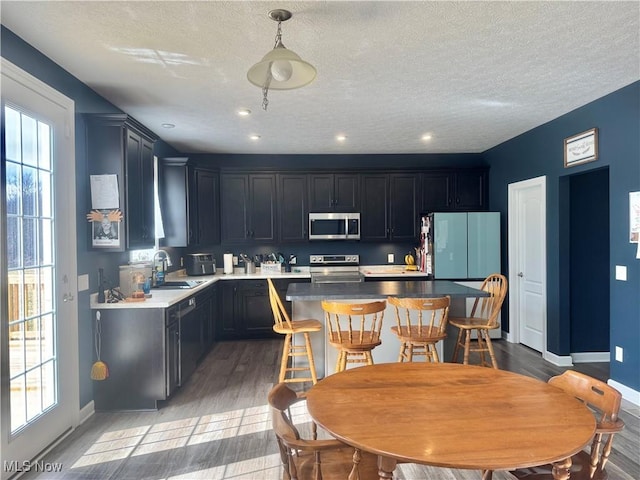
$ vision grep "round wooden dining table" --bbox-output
[306,363,596,480]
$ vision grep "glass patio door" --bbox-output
[1,59,78,479]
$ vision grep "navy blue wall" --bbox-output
[484,82,640,391]
[569,168,609,352]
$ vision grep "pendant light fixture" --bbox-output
[247,9,316,110]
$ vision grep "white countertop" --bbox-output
[90,265,428,309]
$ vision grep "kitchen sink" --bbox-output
[153,280,205,289]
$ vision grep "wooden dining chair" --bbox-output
[449,273,507,369]
[268,382,378,480]
[510,370,625,480]
[321,300,386,373]
[388,296,450,362]
[268,278,322,385]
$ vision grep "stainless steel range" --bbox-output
[309,254,364,283]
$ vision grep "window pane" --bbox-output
[7,216,21,269]
[38,121,51,170]
[4,106,21,162]
[22,217,38,267]
[22,165,38,216]
[25,318,40,370]
[9,322,25,377]
[10,375,27,432]
[7,270,24,322]
[21,114,38,167]
[6,161,20,215]
[24,269,40,318]
[40,219,54,265]
[40,314,54,362]
[26,367,42,421]
[42,360,56,410]
[39,170,52,218]
[40,267,54,314]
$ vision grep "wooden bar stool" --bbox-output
[267,278,322,385]
[450,273,508,369]
[388,296,450,362]
[321,300,386,373]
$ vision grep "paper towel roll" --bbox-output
[223,253,233,274]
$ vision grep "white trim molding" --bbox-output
[543,350,574,367]
[572,352,610,363]
[608,379,640,407]
[78,401,95,425]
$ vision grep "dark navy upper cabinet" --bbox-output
[159,159,220,247]
[221,173,276,244]
[361,173,419,241]
[309,173,359,212]
[278,174,309,242]
[421,168,488,213]
[86,114,157,251]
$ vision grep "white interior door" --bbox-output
[1,59,78,479]
[508,176,547,353]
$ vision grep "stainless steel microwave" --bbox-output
[308,212,361,240]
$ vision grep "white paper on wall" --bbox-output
[90,174,119,209]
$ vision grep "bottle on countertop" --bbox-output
[155,267,165,286]
[97,268,105,303]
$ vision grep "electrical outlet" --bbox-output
[615,265,627,281]
[78,274,89,292]
[615,346,623,362]
[387,253,394,263]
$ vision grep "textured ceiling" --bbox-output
[1,1,639,155]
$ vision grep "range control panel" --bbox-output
[309,254,359,265]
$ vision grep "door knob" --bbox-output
[517,272,524,277]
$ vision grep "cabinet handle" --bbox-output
[456,197,460,205]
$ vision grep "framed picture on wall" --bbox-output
[564,128,598,167]
[87,209,123,249]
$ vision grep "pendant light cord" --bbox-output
[262,19,283,110]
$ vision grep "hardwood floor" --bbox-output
[20,339,639,480]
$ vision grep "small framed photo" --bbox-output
[564,128,598,168]
[88,209,123,249]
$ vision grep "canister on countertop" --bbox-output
[119,262,153,298]
[223,253,234,274]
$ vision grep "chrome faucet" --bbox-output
[153,249,172,272]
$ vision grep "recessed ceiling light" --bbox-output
[238,109,251,116]
[161,123,175,129]
[421,133,433,141]
[336,135,347,142]
[249,134,261,140]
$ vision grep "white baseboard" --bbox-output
[78,400,95,425]
[544,350,574,367]
[608,379,640,407]
[571,352,610,363]
[503,331,515,342]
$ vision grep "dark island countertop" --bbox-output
[286,280,488,301]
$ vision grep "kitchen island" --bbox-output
[286,280,489,378]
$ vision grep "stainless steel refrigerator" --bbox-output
[422,212,500,280]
